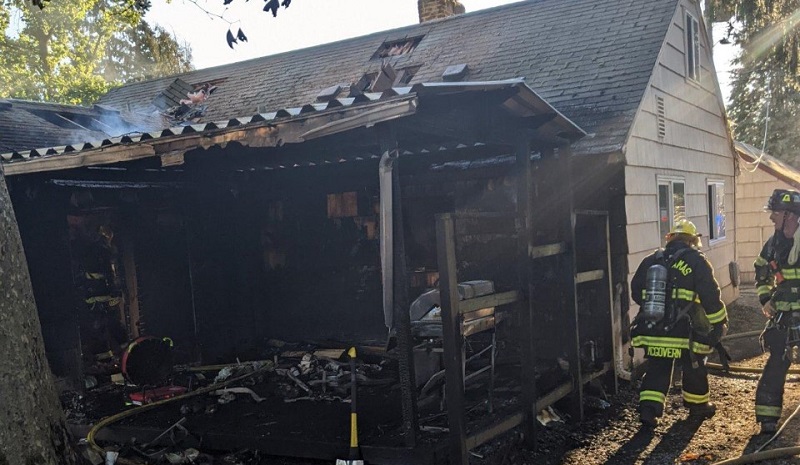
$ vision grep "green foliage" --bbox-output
[0,0,192,106]
[710,0,800,165]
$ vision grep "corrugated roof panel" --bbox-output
[1,81,588,172]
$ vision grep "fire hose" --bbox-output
[86,362,272,465]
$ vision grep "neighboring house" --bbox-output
[0,0,740,462]
[734,141,800,284]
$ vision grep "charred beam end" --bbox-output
[301,98,418,140]
[160,151,185,167]
[520,113,558,129]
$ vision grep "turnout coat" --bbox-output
[630,241,727,356]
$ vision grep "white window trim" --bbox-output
[685,11,701,82]
[707,180,726,243]
[657,176,686,243]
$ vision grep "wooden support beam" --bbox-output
[4,144,155,176]
[515,135,537,449]
[457,290,520,314]
[302,99,417,140]
[528,144,582,421]
[558,145,583,422]
[435,213,469,465]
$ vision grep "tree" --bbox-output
[708,0,800,166]
[103,21,193,84]
[0,174,79,463]
[0,0,192,105]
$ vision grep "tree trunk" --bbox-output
[0,172,77,464]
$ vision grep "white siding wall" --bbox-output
[734,165,795,284]
[624,0,738,310]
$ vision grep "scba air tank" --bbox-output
[643,263,668,324]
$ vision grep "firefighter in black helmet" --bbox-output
[754,188,800,434]
[630,219,728,428]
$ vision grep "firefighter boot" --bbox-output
[685,402,716,418]
[639,406,658,428]
[759,421,777,435]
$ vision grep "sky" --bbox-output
[145,0,518,69]
[145,0,739,101]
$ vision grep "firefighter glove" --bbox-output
[762,300,776,318]
[707,323,728,347]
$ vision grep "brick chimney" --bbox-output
[418,0,464,23]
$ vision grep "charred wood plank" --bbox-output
[435,213,469,465]
[456,291,520,314]
[515,136,538,448]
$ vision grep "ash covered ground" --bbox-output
[74,289,800,465]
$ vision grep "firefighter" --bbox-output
[754,188,800,435]
[630,219,728,427]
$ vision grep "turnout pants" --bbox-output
[639,349,709,416]
[755,326,792,423]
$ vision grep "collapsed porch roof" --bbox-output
[1,80,585,177]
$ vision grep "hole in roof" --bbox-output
[372,36,424,60]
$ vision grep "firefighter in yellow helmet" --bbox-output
[754,189,800,434]
[630,219,728,427]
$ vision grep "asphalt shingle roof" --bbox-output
[0,99,165,153]
[97,0,678,156]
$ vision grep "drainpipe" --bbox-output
[379,151,395,333]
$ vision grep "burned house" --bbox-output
[0,0,738,463]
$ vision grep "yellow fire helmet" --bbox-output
[669,219,701,237]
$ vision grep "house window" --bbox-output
[708,181,726,240]
[658,178,685,242]
[686,12,700,81]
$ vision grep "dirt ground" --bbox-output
[477,288,800,465]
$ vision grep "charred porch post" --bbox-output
[435,212,468,464]
[515,136,538,448]
[514,137,538,448]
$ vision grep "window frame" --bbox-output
[685,11,701,82]
[707,180,726,242]
[657,176,686,244]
